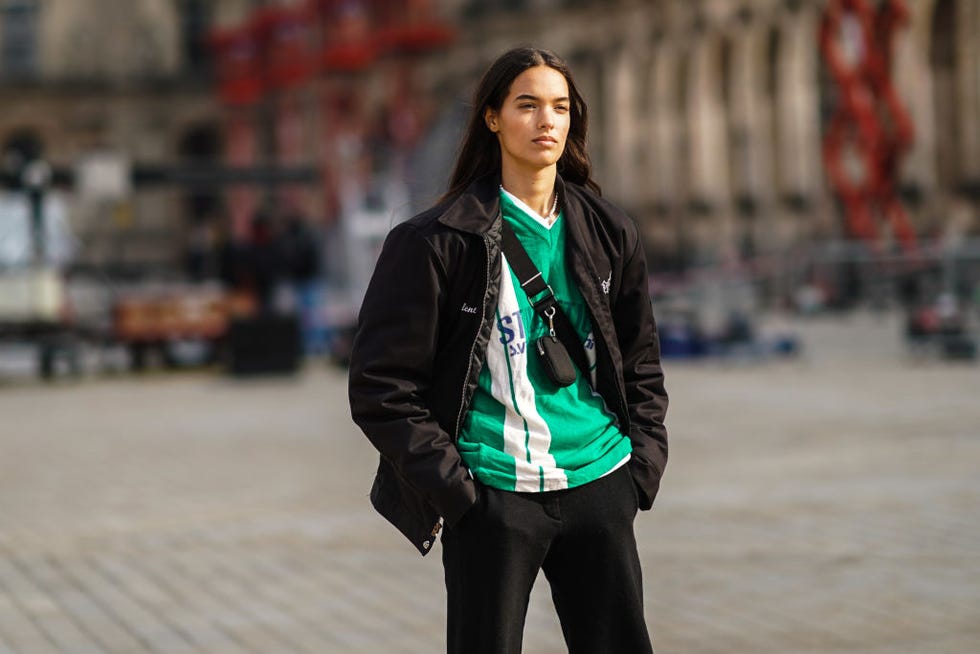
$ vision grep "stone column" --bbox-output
[762,9,822,248]
[777,10,821,205]
[893,1,938,192]
[686,35,733,260]
[955,0,980,181]
[726,25,770,256]
[687,36,730,206]
[567,52,603,180]
[603,46,641,204]
[649,44,685,209]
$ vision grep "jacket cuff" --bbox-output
[439,478,479,527]
[628,456,662,511]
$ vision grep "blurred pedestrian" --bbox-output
[245,209,279,313]
[349,47,668,654]
[276,211,326,353]
[184,215,217,282]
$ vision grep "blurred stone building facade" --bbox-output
[0,0,218,271]
[441,0,980,268]
[0,0,977,274]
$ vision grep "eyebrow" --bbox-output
[513,93,570,103]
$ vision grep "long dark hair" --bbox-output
[443,47,600,200]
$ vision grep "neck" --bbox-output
[500,164,557,218]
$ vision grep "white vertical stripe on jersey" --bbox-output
[486,255,567,491]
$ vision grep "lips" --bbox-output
[533,136,558,145]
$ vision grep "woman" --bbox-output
[349,47,668,653]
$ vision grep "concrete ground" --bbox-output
[0,311,978,653]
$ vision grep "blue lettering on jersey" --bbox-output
[499,314,515,344]
[498,310,528,351]
[512,310,526,340]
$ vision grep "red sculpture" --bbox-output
[820,0,916,248]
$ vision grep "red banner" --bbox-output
[263,4,316,90]
[210,24,264,106]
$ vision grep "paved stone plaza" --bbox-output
[0,312,978,653]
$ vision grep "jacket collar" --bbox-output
[437,173,573,235]
[436,174,501,234]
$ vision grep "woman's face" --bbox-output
[485,65,571,177]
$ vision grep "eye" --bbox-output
[555,105,569,113]
[519,103,535,110]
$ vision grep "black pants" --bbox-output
[441,465,653,654]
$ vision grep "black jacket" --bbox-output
[348,174,668,555]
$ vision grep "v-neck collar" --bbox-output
[500,187,561,234]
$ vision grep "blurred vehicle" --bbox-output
[652,274,801,362]
[656,305,800,362]
[111,285,256,370]
[904,292,977,361]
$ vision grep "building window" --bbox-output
[0,0,39,80]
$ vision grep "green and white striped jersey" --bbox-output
[457,188,632,493]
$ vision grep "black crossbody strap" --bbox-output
[500,221,591,378]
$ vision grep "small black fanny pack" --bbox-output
[535,332,577,387]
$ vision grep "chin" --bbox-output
[523,156,561,168]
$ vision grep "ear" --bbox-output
[484,107,498,133]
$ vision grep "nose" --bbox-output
[539,106,555,129]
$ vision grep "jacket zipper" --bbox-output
[453,232,493,440]
[595,327,631,434]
